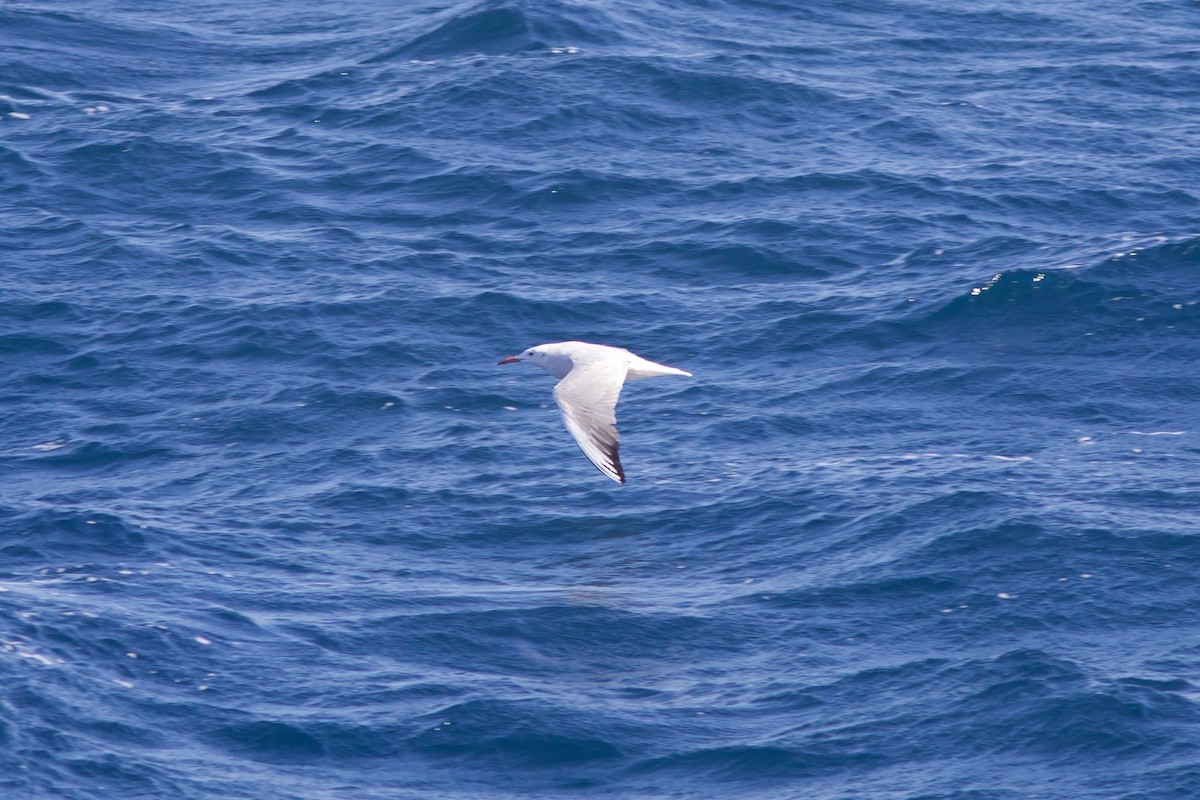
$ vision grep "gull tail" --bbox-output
[626,356,693,380]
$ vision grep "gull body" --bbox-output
[498,341,692,483]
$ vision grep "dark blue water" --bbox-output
[4,1,1200,797]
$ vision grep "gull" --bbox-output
[498,341,692,483]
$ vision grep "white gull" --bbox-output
[498,340,692,483]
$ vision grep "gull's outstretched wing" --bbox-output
[553,359,627,483]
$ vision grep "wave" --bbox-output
[367,0,624,62]
[905,236,1200,345]
[0,507,148,562]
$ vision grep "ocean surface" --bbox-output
[3,1,1200,797]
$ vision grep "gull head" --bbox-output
[497,344,574,378]
[497,346,546,367]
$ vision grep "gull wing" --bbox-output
[553,359,627,484]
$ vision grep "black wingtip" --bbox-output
[602,459,626,484]
[612,448,626,484]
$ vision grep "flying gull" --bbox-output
[498,340,692,483]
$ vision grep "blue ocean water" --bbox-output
[3,0,1200,797]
